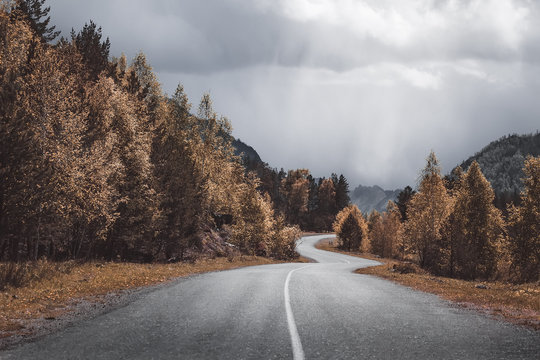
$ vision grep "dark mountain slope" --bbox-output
[456,132,540,195]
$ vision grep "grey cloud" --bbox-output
[50,0,540,74]
[47,0,540,188]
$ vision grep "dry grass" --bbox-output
[316,238,540,330]
[0,256,281,340]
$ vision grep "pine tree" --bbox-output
[396,185,415,222]
[507,156,540,282]
[13,0,59,43]
[71,20,110,79]
[335,174,350,211]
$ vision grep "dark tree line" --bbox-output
[250,163,351,232]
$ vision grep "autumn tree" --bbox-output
[367,210,384,256]
[450,161,504,279]
[506,156,540,282]
[149,84,204,259]
[439,166,465,276]
[444,166,465,195]
[405,152,452,272]
[333,205,368,252]
[381,201,403,258]
[368,202,402,258]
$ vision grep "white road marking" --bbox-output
[284,265,310,360]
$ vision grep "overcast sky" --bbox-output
[48,0,540,189]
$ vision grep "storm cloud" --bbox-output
[48,0,540,189]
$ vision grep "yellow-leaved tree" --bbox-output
[333,205,368,252]
[507,156,540,282]
[367,210,384,256]
[381,201,403,259]
[405,152,452,272]
[451,161,504,279]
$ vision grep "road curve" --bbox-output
[1,234,538,359]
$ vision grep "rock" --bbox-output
[475,284,488,289]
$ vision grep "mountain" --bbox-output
[232,138,262,164]
[350,184,401,214]
[455,132,540,195]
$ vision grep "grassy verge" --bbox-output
[0,256,282,340]
[316,238,540,330]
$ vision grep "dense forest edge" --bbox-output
[0,0,352,273]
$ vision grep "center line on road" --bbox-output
[284,265,310,360]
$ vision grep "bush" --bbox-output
[0,260,75,290]
[0,262,28,290]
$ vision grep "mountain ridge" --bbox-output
[454,132,540,195]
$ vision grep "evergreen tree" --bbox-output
[335,174,351,211]
[13,0,59,42]
[71,20,110,79]
[396,185,415,222]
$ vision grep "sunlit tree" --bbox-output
[405,152,452,271]
[506,156,540,282]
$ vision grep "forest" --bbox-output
[334,152,539,283]
[0,0,352,264]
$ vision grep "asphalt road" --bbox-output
[1,235,539,359]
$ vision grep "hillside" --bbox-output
[232,138,262,164]
[456,132,540,195]
[350,184,401,214]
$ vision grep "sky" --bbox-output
[48,0,540,189]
